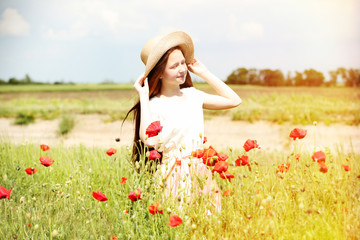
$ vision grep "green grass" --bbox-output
[0,83,134,93]
[0,139,359,239]
[57,115,75,136]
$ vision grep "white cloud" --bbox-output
[42,21,88,40]
[227,15,264,41]
[0,8,30,36]
[41,0,147,40]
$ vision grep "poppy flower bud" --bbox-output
[191,224,197,230]
[199,132,203,138]
[181,144,186,149]
[313,121,317,126]
[135,162,140,170]
[229,146,233,152]
[20,196,25,203]
[145,135,149,140]
[51,230,58,238]
[146,151,150,157]
[188,162,191,167]
[34,224,39,230]
[166,208,172,214]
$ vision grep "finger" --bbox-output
[144,78,149,88]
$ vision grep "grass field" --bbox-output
[1,84,359,239]
[0,85,359,126]
[0,135,359,239]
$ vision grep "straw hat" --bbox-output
[140,30,194,77]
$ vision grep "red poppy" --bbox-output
[25,167,37,175]
[106,148,117,156]
[128,189,142,201]
[145,121,163,137]
[0,185,12,199]
[169,215,182,227]
[319,163,328,173]
[222,189,232,197]
[235,155,249,166]
[123,209,129,214]
[191,149,204,158]
[112,237,117,240]
[243,139,260,152]
[342,165,350,171]
[148,202,163,215]
[277,163,290,173]
[203,136,207,144]
[202,146,218,166]
[212,161,229,173]
[148,150,161,160]
[295,154,300,161]
[217,153,228,161]
[289,128,307,140]
[92,190,108,201]
[40,144,50,151]
[39,156,54,167]
[312,151,326,164]
[120,177,128,184]
[219,171,235,182]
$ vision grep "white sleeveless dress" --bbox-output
[149,87,221,212]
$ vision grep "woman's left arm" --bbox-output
[188,58,242,110]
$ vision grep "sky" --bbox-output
[0,0,359,83]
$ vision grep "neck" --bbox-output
[159,83,182,97]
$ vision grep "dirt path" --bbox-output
[0,115,359,153]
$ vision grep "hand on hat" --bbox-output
[187,58,208,77]
[134,73,149,96]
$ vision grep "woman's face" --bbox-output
[161,49,187,86]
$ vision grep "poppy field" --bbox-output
[1,125,359,239]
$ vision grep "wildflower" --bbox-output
[212,161,229,173]
[148,150,161,160]
[222,189,232,197]
[243,139,260,152]
[312,151,326,164]
[145,121,163,137]
[202,146,218,166]
[106,148,117,156]
[39,156,54,167]
[319,163,328,173]
[128,189,142,201]
[25,167,37,175]
[191,149,204,158]
[289,128,307,140]
[342,165,350,171]
[92,190,108,201]
[295,154,300,161]
[169,215,182,227]
[219,171,235,182]
[123,209,129,214]
[203,136,207,144]
[120,177,128,184]
[40,144,50,151]
[112,236,117,240]
[217,153,228,161]
[235,155,250,166]
[148,202,163,215]
[277,163,290,173]
[0,185,11,199]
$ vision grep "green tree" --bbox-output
[260,69,284,86]
[303,69,324,86]
[226,68,249,85]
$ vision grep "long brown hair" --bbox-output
[124,47,194,165]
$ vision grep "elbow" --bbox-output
[232,97,242,108]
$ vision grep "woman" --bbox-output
[126,30,241,212]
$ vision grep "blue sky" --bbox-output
[0,0,359,83]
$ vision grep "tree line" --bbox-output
[0,74,75,85]
[225,67,360,87]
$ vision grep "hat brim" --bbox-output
[144,31,194,77]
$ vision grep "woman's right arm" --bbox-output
[134,74,159,147]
